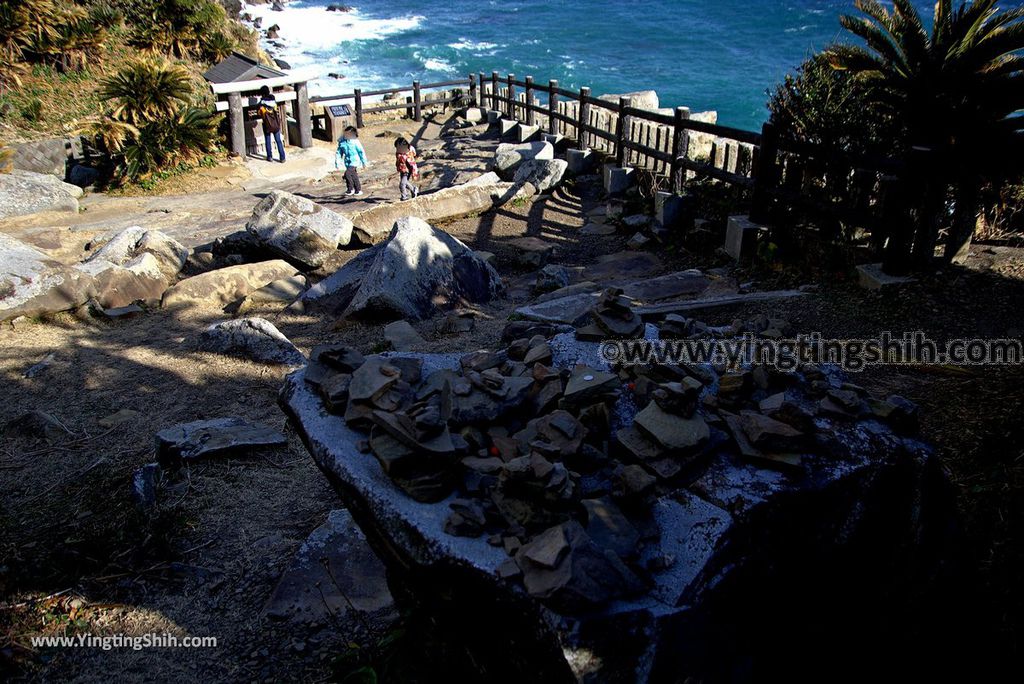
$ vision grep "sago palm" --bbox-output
[100,58,193,124]
[827,0,1024,263]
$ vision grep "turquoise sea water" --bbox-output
[245,0,993,131]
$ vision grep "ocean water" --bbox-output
[243,0,944,131]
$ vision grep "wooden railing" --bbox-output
[310,70,927,270]
[476,70,915,263]
[475,71,762,195]
[310,78,473,128]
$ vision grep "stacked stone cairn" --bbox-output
[575,287,645,341]
[302,308,921,613]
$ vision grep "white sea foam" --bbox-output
[242,1,423,93]
[424,58,456,73]
[447,38,499,51]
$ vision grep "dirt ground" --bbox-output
[2,156,1023,679]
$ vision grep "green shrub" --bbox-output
[100,57,192,124]
[20,96,42,121]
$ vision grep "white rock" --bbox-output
[198,317,306,366]
[247,190,354,268]
[492,142,554,180]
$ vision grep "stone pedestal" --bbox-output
[655,191,694,232]
[724,215,765,261]
[603,164,635,195]
[565,148,595,176]
[486,110,503,124]
[499,119,519,138]
[856,263,916,290]
[516,123,541,143]
[462,107,486,124]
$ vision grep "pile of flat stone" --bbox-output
[297,308,923,615]
[575,287,645,341]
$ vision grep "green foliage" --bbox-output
[100,57,192,124]
[19,96,42,121]
[826,0,1024,180]
[123,0,233,62]
[768,52,902,155]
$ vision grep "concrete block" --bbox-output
[655,191,695,231]
[499,119,519,138]
[855,263,916,291]
[565,148,595,176]
[602,164,636,195]
[724,215,765,261]
[462,107,485,124]
[516,123,541,143]
[486,110,503,124]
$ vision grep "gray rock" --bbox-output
[162,260,298,309]
[131,463,162,513]
[264,509,395,624]
[237,274,307,313]
[384,320,426,352]
[342,217,503,321]
[534,264,571,294]
[513,158,568,193]
[492,142,554,179]
[0,233,92,322]
[4,410,70,442]
[68,165,100,188]
[198,317,306,366]
[0,169,82,219]
[156,417,287,461]
[75,253,170,309]
[508,237,555,269]
[246,190,353,268]
[86,226,188,280]
[350,181,525,245]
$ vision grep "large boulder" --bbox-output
[246,190,354,268]
[350,181,524,245]
[317,217,502,321]
[492,142,554,180]
[198,317,306,366]
[75,253,170,309]
[86,226,188,279]
[161,260,297,309]
[513,159,568,193]
[599,90,660,111]
[0,233,92,321]
[0,169,83,219]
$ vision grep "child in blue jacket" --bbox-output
[335,126,367,196]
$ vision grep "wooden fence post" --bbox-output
[524,76,535,126]
[548,79,559,135]
[880,173,912,275]
[354,88,364,129]
[469,74,477,107]
[506,74,516,120]
[577,87,591,150]
[491,71,499,113]
[478,71,487,108]
[295,81,312,148]
[749,121,780,224]
[615,96,629,167]
[412,80,422,122]
[670,106,690,193]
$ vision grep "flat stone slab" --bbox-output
[156,417,287,461]
[264,509,395,624]
[620,269,710,303]
[0,169,82,219]
[856,263,916,290]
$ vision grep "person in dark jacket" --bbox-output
[257,85,286,163]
